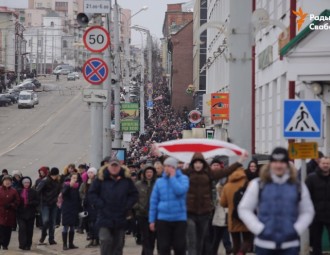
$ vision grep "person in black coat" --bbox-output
[61,173,81,250]
[306,156,330,255]
[88,158,138,255]
[17,177,39,250]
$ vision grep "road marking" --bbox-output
[0,90,82,157]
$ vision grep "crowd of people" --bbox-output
[0,147,329,255]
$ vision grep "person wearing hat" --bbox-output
[0,175,20,250]
[135,165,157,255]
[16,177,39,250]
[12,170,23,190]
[89,157,138,255]
[80,167,99,248]
[34,166,49,229]
[36,167,62,245]
[149,157,189,255]
[238,147,315,255]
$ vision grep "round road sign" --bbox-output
[83,58,109,85]
[188,110,202,124]
[83,26,110,53]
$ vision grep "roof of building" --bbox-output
[280,9,330,56]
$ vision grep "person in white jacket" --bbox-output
[238,147,315,255]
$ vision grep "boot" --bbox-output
[62,232,68,250]
[85,239,94,248]
[68,231,78,249]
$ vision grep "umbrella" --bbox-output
[155,139,246,163]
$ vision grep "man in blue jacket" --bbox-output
[89,157,138,255]
[149,157,189,255]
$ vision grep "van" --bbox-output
[53,64,74,75]
[18,91,35,109]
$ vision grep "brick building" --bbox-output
[169,20,194,112]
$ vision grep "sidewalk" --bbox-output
[2,227,141,255]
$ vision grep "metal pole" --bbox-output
[147,32,152,117]
[44,33,47,74]
[89,14,104,167]
[51,30,54,72]
[113,0,122,148]
[36,29,39,75]
[140,45,145,134]
[103,0,112,158]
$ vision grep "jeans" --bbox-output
[157,220,187,255]
[138,216,156,255]
[255,246,300,255]
[187,213,211,255]
[310,221,330,255]
[18,217,35,249]
[41,204,58,242]
[99,227,125,255]
[211,226,232,255]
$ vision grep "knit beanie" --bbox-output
[270,147,289,164]
[50,167,60,176]
[163,157,178,169]
[87,167,97,175]
[12,170,22,176]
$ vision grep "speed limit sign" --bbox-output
[83,26,110,53]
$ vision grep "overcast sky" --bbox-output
[0,0,190,47]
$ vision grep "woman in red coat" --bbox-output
[0,175,20,250]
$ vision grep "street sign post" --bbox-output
[83,26,110,53]
[283,100,322,139]
[84,0,111,14]
[147,100,153,109]
[288,142,318,160]
[82,89,108,103]
[83,58,109,85]
[188,110,202,124]
[147,88,153,96]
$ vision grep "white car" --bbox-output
[18,91,35,109]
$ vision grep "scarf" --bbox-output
[21,188,29,207]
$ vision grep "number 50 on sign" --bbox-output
[83,26,110,53]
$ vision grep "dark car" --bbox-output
[4,93,17,103]
[20,83,36,91]
[24,78,41,88]
[0,94,11,106]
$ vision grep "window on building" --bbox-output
[62,40,68,48]
[36,3,42,7]
[50,21,54,27]
[28,13,32,17]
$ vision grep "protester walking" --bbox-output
[17,177,39,250]
[220,157,253,255]
[36,167,62,245]
[149,157,189,255]
[135,165,157,255]
[184,152,246,255]
[0,175,20,250]
[239,147,315,255]
[89,157,138,255]
[306,156,330,255]
[79,167,99,247]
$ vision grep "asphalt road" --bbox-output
[0,77,91,180]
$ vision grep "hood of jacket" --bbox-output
[189,152,210,172]
[143,165,157,181]
[228,168,246,183]
[97,165,130,181]
[20,176,33,188]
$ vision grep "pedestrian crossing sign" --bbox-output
[283,100,322,139]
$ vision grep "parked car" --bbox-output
[23,78,41,88]
[52,64,74,75]
[14,83,36,91]
[18,91,35,109]
[59,69,71,75]
[0,94,11,106]
[72,72,80,79]
[67,72,76,81]
[3,93,17,104]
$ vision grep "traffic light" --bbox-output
[77,13,93,27]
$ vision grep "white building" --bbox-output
[205,0,330,156]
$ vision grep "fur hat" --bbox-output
[87,167,97,175]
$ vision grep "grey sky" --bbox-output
[0,0,28,8]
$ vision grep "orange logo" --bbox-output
[293,7,308,31]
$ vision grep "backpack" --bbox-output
[232,181,249,220]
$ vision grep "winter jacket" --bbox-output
[36,176,62,206]
[61,182,81,226]
[80,181,97,222]
[149,170,189,223]
[88,166,138,229]
[238,165,314,250]
[0,185,20,226]
[220,168,249,232]
[307,159,319,175]
[135,171,156,218]
[306,168,330,223]
[17,177,39,220]
[184,153,241,215]
[212,181,228,227]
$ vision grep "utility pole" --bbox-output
[147,32,152,117]
[36,30,39,75]
[140,46,145,134]
[113,0,122,148]
[103,0,112,157]
[44,33,47,74]
[51,30,54,72]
